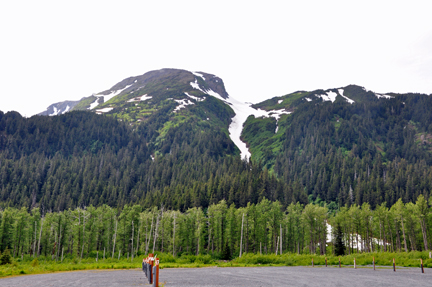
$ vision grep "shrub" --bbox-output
[195,254,213,264]
[0,249,12,265]
[31,258,39,267]
[159,253,176,263]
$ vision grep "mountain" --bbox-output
[38,99,82,116]
[38,68,292,159]
[1,69,291,211]
[71,68,228,113]
[243,84,432,166]
[3,68,432,212]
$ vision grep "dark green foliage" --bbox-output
[243,87,432,208]
[0,209,14,252]
[0,249,11,265]
[241,115,279,167]
[334,223,345,256]
[221,241,231,260]
[0,109,292,211]
[0,110,142,158]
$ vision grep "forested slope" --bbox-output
[243,85,432,208]
[0,110,295,212]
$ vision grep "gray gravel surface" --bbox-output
[0,269,146,287]
[0,266,430,286]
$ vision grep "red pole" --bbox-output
[150,254,154,283]
[339,258,341,268]
[393,258,396,272]
[373,256,375,271]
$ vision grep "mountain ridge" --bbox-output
[37,69,403,159]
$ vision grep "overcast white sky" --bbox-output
[1,1,431,117]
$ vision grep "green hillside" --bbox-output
[242,85,432,208]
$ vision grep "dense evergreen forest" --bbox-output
[0,110,293,212]
[244,87,432,209]
[2,86,432,220]
[0,196,430,259]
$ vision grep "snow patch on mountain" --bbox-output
[305,98,312,102]
[263,109,291,121]
[127,94,152,102]
[100,84,132,103]
[184,92,205,102]
[89,98,100,110]
[190,80,227,103]
[315,91,337,103]
[259,109,292,134]
[95,107,114,114]
[89,85,133,109]
[338,89,355,104]
[375,93,393,99]
[226,97,269,160]
[192,72,205,81]
[228,101,292,158]
[190,79,291,159]
[278,100,283,104]
[49,107,60,116]
[173,99,195,112]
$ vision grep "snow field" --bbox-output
[338,89,355,104]
[89,98,100,110]
[102,85,132,103]
[190,78,291,159]
[190,79,227,103]
[127,94,152,103]
[191,71,205,81]
[184,92,205,102]
[173,99,195,112]
[315,91,337,103]
[49,106,60,116]
[375,93,393,99]
[89,85,133,110]
[95,107,114,113]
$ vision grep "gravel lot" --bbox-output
[0,266,430,287]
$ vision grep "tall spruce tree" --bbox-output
[334,223,345,256]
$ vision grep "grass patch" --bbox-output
[1,251,430,278]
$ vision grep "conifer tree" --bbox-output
[334,223,345,256]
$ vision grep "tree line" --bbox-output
[0,195,430,260]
